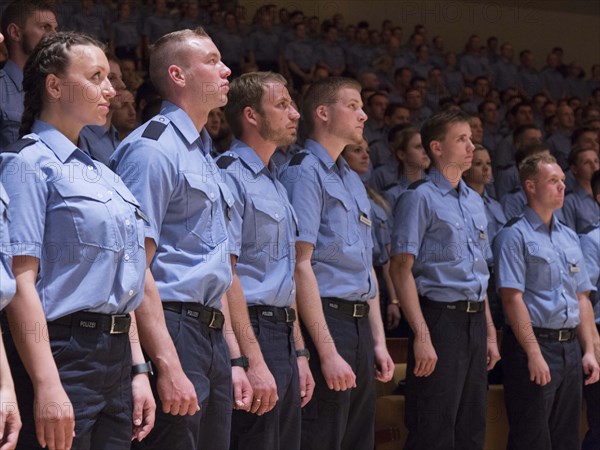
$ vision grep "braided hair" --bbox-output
[20,31,104,137]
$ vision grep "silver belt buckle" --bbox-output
[558,329,570,341]
[466,301,478,313]
[352,304,363,318]
[110,314,128,334]
[208,312,219,329]
[284,308,292,323]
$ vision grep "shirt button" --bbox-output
[468,238,472,242]
[275,213,279,219]
[475,258,479,262]
[209,192,215,199]
[129,290,134,296]
[107,191,113,196]
[97,193,103,199]
[125,219,131,226]
[87,165,94,171]
[124,254,130,261]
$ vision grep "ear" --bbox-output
[315,104,328,124]
[429,139,442,159]
[168,64,185,87]
[6,23,21,43]
[243,106,258,127]
[523,178,535,196]
[45,74,61,101]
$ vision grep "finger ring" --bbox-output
[255,398,262,403]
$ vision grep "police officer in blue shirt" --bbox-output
[111,28,252,450]
[279,77,394,450]
[217,72,314,450]
[390,110,500,450]
[0,32,154,450]
[562,146,600,233]
[0,0,57,151]
[494,153,600,450]
[579,169,600,450]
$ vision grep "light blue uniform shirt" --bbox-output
[0,60,24,151]
[0,184,16,310]
[79,125,121,166]
[0,121,146,320]
[370,199,391,267]
[579,225,600,324]
[562,185,600,233]
[482,190,506,265]
[279,139,375,301]
[391,167,490,302]
[494,207,593,329]
[110,101,233,309]
[217,140,296,307]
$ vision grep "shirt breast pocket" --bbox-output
[525,245,560,291]
[435,209,464,262]
[563,246,584,286]
[323,183,359,245]
[53,181,121,251]
[252,197,289,261]
[183,172,227,249]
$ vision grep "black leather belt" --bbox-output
[322,297,370,318]
[162,302,224,330]
[248,305,296,323]
[533,327,576,342]
[421,297,485,313]
[49,311,131,334]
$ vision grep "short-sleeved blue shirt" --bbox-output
[391,167,490,302]
[494,207,593,329]
[217,140,297,307]
[0,121,146,320]
[110,101,233,309]
[79,124,120,166]
[279,139,375,301]
[0,183,16,310]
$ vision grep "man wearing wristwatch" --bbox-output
[494,153,600,449]
[279,77,394,450]
[217,72,314,450]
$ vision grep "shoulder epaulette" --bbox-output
[504,216,523,228]
[408,179,429,190]
[508,187,521,194]
[289,152,309,166]
[382,182,398,191]
[580,224,598,235]
[141,120,168,140]
[216,154,237,169]
[2,137,36,154]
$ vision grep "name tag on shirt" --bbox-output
[135,208,150,224]
[479,231,487,240]
[359,214,372,227]
[569,264,580,274]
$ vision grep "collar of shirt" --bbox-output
[305,138,337,170]
[230,138,274,177]
[86,124,120,143]
[3,60,23,91]
[160,101,213,156]
[523,205,562,233]
[573,184,591,199]
[32,120,95,166]
[428,166,468,198]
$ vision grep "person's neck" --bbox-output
[530,204,554,228]
[310,132,344,163]
[9,53,27,70]
[577,179,593,196]
[39,110,81,145]
[239,133,276,166]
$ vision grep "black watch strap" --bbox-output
[132,361,153,376]
[296,348,310,360]
[231,355,249,371]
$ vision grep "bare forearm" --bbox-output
[390,255,427,338]
[368,268,387,348]
[577,294,597,354]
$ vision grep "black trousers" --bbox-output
[404,303,488,450]
[133,306,232,450]
[300,300,375,450]
[2,316,132,450]
[502,328,582,450]
[230,311,300,450]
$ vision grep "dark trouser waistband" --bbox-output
[321,297,370,318]
[420,297,485,313]
[533,327,576,342]
[162,301,224,330]
[247,305,296,323]
[49,311,131,334]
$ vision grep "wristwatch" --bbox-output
[231,355,249,371]
[132,361,153,376]
[296,348,310,360]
